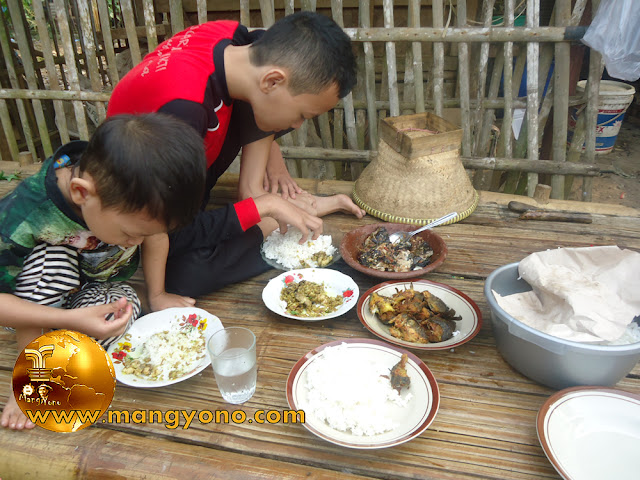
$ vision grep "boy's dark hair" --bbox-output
[249,11,356,98]
[79,114,206,231]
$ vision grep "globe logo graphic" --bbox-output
[12,329,116,432]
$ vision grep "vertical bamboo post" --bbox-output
[457,0,471,157]
[359,0,377,149]
[471,0,496,157]
[408,0,424,113]
[32,0,71,143]
[550,0,570,198]
[240,0,251,26]
[77,0,107,122]
[431,0,444,116]
[7,0,53,157]
[382,0,399,117]
[0,94,20,162]
[260,0,275,27]
[197,0,207,25]
[121,0,142,65]
[142,0,159,52]
[0,8,37,158]
[169,0,184,34]
[96,0,120,85]
[525,0,540,196]
[502,0,514,163]
[579,52,604,201]
[54,0,90,139]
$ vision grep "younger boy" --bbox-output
[0,113,207,430]
[107,11,366,296]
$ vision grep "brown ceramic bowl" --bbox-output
[339,223,448,279]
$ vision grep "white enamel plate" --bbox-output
[262,268,359,321]
[107,307,223,388]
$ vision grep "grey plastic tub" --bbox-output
[484,262,640,390]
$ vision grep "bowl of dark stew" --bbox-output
[339,223,448,280]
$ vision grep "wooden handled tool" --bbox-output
[507,201,593,224]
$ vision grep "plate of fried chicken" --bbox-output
[357,280,482,350]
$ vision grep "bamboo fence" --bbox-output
[0,0,605,200]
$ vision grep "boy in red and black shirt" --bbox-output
[108,12,365,296]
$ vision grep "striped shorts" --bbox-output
[12,243,141,349]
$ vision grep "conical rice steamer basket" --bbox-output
[353,113,478,225]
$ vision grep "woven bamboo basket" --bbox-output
[353,113,478,225]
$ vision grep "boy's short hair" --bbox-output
[249,11,356,98]
[79,114,206,231]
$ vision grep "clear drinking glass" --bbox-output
[207,327,257,404]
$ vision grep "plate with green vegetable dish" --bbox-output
[262,268,359,321]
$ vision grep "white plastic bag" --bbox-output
[582,0,640,81]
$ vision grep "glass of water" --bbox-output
[207,327,257,404]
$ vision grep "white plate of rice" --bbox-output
[262,268,359,321]
[286,339,440,449]
[261,226,341,270]
[107,307,223,388]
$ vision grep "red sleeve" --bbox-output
[233,198,261,231]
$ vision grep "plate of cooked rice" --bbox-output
[262,268,359,321]
[261,226,341,270]
[107,307,223,388]
[286,339,440,449]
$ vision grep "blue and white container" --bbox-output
[567,80,636,154]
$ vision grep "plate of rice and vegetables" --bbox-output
[262,268,359,321]
[261,225,341,270]
[107,307,223,388]
[358,279,482,350]
[286,339,440,449]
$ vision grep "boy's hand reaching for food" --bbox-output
[68,297,132,339]
[255,194,323,244]
[148,292,196,312]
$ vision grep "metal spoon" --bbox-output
[388,212,458,244]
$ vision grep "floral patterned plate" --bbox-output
[262,268,359,321]
[107,307,223,388]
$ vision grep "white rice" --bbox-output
[300,343,412,436]
[125,319,206,380]
[262,227,336,269]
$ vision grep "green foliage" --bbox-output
[0,171,22,182]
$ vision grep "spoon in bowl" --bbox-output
[388,212,458,244]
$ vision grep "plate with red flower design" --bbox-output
[107,307,223,388]
[262,268,359,321]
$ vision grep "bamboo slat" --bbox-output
[197,0,208,25]
[431,0,444,116]
[382,0,399,117]
[169,0,185,34]
[502,0,514,164]
[0,96,19,161]
[259,0,275,27]
[240,0,251,26]
[0,10,36,158]
[121,0,143,65]
[77,0,107,121]
[7,0,53,157]
[54,0,90,140]
[456,1,471,157]
[408,0,423,113]
[471,0,495,158]
[143,0,160,52]
[358,0,377,149]
[525,0,540,196]
[32,0,71,144]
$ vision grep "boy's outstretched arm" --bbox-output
[238,136,273,201]
[263,141,303,200]
[0,293,132,339]
[141,233,196,310]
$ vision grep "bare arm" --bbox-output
[263,141,302,200]
[141,233,196,310]
[0,293,132,339]
[238,136,274,200]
